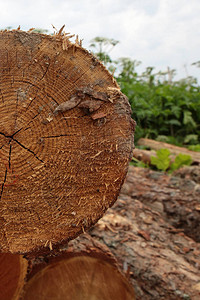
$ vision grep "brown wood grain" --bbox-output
[0,30,135,254]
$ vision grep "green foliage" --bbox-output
[116,59,200,145]
[89,37,200,147]
[184,134,198,144]
[188,144,200,152]
[151,149,171,171]
[89,36,197,173]
[170,154,192,172]
[130,157,148,168]
[156,135,182,146]
[89,37,119,66]
[150,149,192,172]
[1,26,12,30]
[1,26,49,33]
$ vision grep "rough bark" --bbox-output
[0,253,27,300]
[123,166,200,242]
[89,165,200,300]
[137,138,200,163]
[1,165,199,300]
[0,29,135,254]
[21,235,135,300]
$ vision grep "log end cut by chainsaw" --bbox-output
[22,235,135,300]
[0,253,27,300]
[0,29,135,254]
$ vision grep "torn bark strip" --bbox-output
[54,86,112,115]
[53,96,82,114]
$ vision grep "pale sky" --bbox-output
[0,0,200,82]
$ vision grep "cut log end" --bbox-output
[22,235,135,300]
[0,236,135,300]
[0,30,135,254]
[0,253,28,300]
[22,256,135,300]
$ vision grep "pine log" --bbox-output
[0,29,135,254]
[21,235,135,300]
[137,138,200,163]
[90,166,200,299]
[0,253,28,300]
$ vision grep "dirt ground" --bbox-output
[89,165,200,299]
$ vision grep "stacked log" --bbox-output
[1,29,199,300]
[22,235,135,300]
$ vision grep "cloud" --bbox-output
[108,0,200,81]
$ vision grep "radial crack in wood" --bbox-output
[0,30,135,254]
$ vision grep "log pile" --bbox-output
[0,236,135,300]
[2,165,199,299]
[0,29,199,300]
[0,29,135,299]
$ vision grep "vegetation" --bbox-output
[89,37,200,148]
[131,149,192,173]
[150,149,192,173]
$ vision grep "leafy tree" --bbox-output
[89,37,200,146]
[89,37,119,66]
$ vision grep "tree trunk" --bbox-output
[21,235,135,300]
[137,138,200,163]
[0,29,135,254]
[0,253,27,300]
[90,165,200,299]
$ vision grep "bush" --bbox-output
[90,38,200,147]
